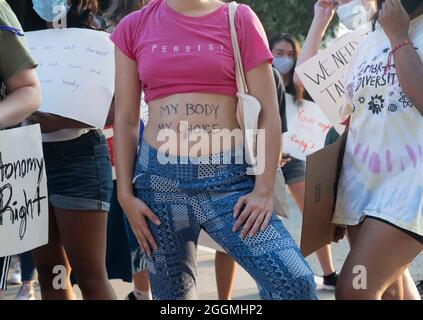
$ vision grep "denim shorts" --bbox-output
[282,157,306,185]
[43,130,113,212]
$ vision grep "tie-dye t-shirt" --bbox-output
[332,15,423,236]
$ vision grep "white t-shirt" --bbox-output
[42,128,93,142]
[333,15,423,236]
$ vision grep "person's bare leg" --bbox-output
[336,218,423,300]
[54,207,116,300]
[288,181,336,276]
[381,275,404,300]
[31,206,74,300]
[215,251,237,300]
[402,269,421,300]
[133,270,150,293]
[131,270,152,300]
[347,223,409,300]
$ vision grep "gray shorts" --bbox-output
[282,157,306,185]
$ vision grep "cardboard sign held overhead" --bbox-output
[26,28,115,129]
[0,125,49,257]
[301,128,348,258]
[295,28,368,134]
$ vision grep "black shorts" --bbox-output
[365,216,423,245]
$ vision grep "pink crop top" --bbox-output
[110,0,273,103]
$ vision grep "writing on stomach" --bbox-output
[143,93,243,156]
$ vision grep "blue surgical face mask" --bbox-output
[273,56,295,75]
[32,0,69,23]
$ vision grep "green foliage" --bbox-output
[239,0,339,43]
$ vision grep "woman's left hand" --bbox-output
[379,0,410,44]
[233,190,274,239]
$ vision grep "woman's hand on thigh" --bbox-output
[121,196,161,257]
[233,191,274,239]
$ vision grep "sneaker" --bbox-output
[416,280,423,299]
[322,272,338,290]
[125,291,139,300]
[9,262,21,285]
[14,282,35,300]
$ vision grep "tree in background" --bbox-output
[241,0,339,43]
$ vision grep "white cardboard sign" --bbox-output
[283,94,333,161]
[26,28,115,128]
[0,125,49,257]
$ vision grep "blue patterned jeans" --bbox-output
[133,141,317,300]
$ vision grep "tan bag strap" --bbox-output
[228,2,248,94]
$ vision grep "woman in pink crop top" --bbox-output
[111,0,317,300]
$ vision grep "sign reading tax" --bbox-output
[0,125,48,257]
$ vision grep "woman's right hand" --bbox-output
[120,195,161,257]
[314,0,337,24]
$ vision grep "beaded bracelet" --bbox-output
[384,39,414,75]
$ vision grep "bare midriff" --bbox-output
[143,92,242,156]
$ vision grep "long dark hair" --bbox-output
[269,33,304,103]
[68,0,100,28]
[105,0,146,27]
[7,0,100,31]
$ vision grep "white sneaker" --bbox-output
[9,262,22,285]
[14,282,35,300]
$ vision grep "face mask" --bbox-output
[273,57,295,75]
[401,0,422,14]
[337,0,372,30]
[32,0,69,23]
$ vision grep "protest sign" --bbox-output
[26,28,115,128]
[283,94,333,161]
[0,125,49,257]
[301,128,348,257]
[295,28,368,133]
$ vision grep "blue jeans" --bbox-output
[43,130,113,211]
[20,251,36,282]
[133,141,317,300]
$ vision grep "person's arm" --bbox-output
[114,47,160,257]
[0,68,40,128]
[105,98,115,127]
[379,0,423,114]
[233,62,282,239]
[293,0,336,87]
[251,63,282,193]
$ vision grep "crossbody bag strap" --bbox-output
[228,2,248,94]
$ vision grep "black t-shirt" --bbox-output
[272,68,288,133]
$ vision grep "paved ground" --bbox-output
[2,193,422,300]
